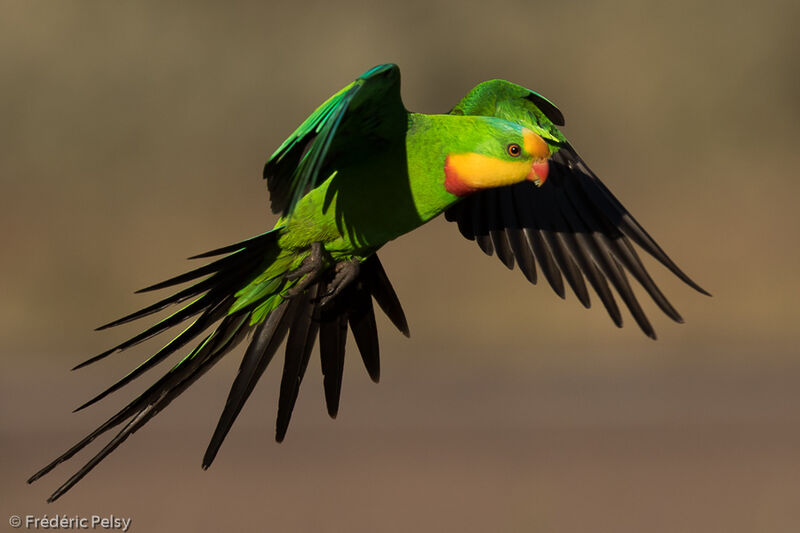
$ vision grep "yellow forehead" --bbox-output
[522,128,550,160]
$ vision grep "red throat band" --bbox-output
[444,155,478,196]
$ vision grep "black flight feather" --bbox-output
[202,298,297,468]
[348,281,381,383]
[275,284,320,442]
[319,300,348,419]
[443,140,707,337]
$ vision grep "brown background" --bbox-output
[2,1,799,532]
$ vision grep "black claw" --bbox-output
[319,259,360,307]
[286,242,327,297]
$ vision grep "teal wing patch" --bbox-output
[264,63,406,216]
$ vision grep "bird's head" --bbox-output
[443,118,551,197]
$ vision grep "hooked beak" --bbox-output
[522,128,550,187]
[528,160,549,187]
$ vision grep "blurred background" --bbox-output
[2,1,799,531]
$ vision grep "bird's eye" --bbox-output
[507,143,521,157]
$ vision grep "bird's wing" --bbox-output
[264,63,407,216]
[28,66,410,501]
[445,81,708,338]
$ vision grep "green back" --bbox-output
[263,64,407,216]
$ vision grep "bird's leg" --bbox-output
[286,242,327,297]
[319,258,361,308]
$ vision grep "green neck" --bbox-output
[404,112,464,221]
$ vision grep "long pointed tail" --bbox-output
[28,231,408,502]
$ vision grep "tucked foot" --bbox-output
[286,242,326,297]
[319,259,361,308]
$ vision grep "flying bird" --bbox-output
[29,64,708,501]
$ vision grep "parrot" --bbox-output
[28,63,708,501]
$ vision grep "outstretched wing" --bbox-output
[264,63,407,216]
[28,64,411,503]
[445,80,708,338]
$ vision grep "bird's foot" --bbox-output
[286,242,327,297]
[319,258,361,308]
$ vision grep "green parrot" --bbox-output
[29,64,708,501]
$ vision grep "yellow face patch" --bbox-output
[443,127,551,196]
[444,153,532,196]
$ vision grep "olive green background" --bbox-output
[2,1,799,532]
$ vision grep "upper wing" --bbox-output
[264,64,407,216]
[445,81,708,338]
